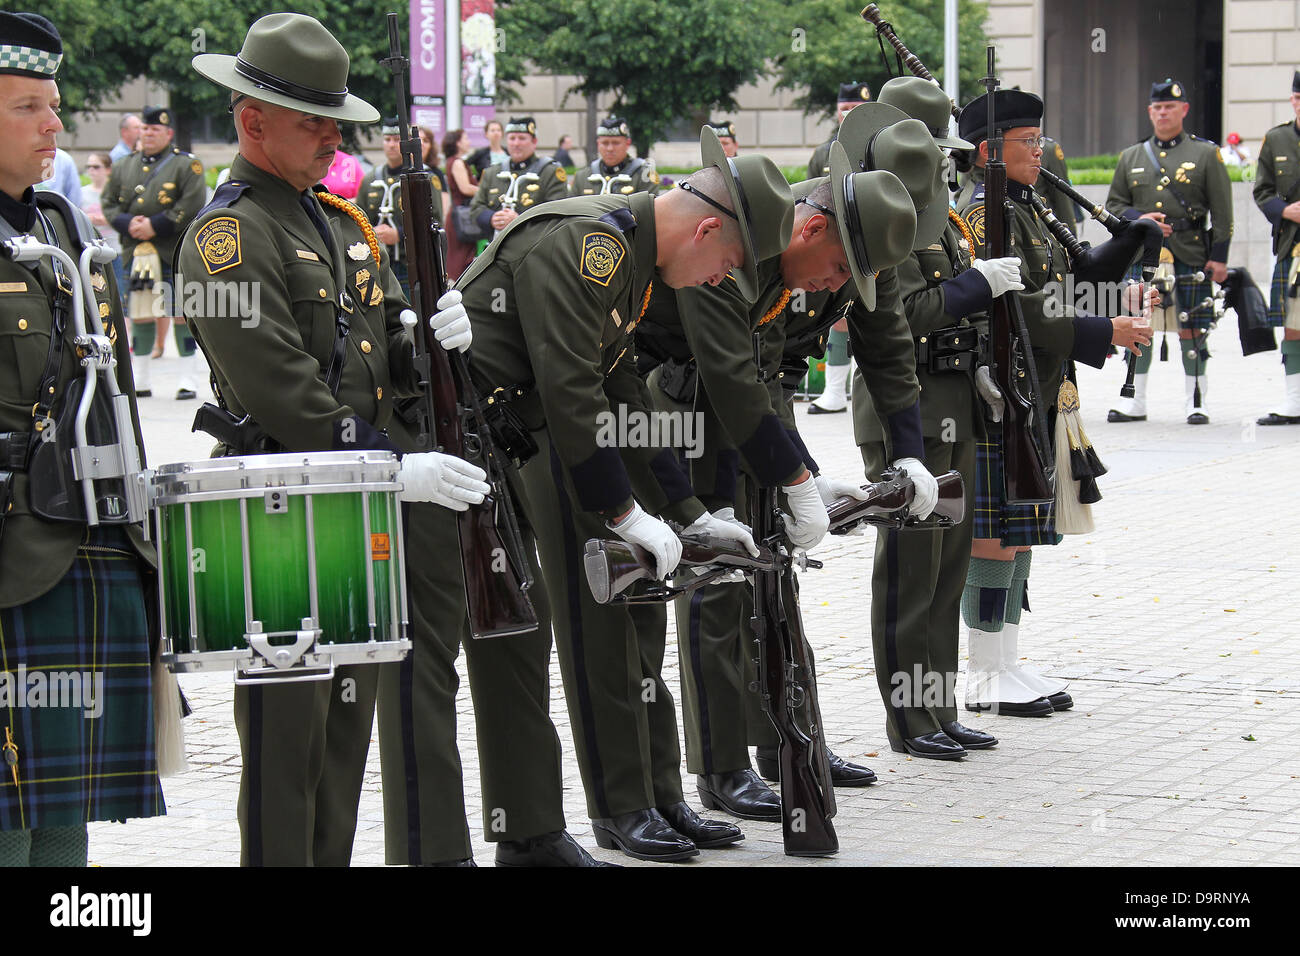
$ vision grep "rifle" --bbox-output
[826,468,964,533]
[383,14,537,639]
[980,47,1055,505]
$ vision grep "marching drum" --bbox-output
[151,451,410,682]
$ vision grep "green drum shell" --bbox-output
[152,451,405,661]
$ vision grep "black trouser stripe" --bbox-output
[686,590,714,773]
[883,529,908,737]
[549,446,610,817]
[247,686,263,867]
[399,651,422,864]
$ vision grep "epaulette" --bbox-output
[598,207,637,236]
[971,183,985,202]
[197,179,251,217]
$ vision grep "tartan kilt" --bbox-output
[1266,255,1296,329]
[1125,259,1217,330]
[973,425,1060,547]
[0,526,164,830]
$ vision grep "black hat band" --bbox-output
[841,173,872,276]
[235,55,348,108]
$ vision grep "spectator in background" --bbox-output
[33,147,82,205]
[1223,132,1252,168]
[420,125,448,193]
[468,118,506,178]
[442,127,478,280]
[321,148,363,199]
[79,151,126,299]
[110,112,141,162]
[554,133,574,167]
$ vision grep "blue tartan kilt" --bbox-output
[973,426,1060,547]
[0,526,165,830]
[1125,259,1217,330]
[1267,255,1293,328]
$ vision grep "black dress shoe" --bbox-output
[591,809,699,862]
[658,802,743,849]
[756,747,877,786]
[940,721,998,749]
[1047,691,1074,711]
[135,389,152,398]
[965,697,1054,717]
[495,829,619,867]
[697,769,781,822]
[1258,412,1300,426]
[424,857,477,867]
[176,388,197,400]
[1107,409,1146,422]
[888,730,966,760]
[807,404,847,415]
[1187,411,1208,425]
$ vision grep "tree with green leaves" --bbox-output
[497,0,784,156]
[770,0,990,120]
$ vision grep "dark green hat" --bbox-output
[958,89,1044,145]
[1149,78,1186,102]
[697,125,793,300]
[193,13,380,124]
[838,103,948,250]
[707,119,736,140]
[597,116,630,138]
[838,81,872,103]
[1293,70,1300,94]
[878,76,973,150]
[504,116,537,137]
[381,116,402,135]
[142,105,173,128]
[829,142,917,310]
[0,12,61,78]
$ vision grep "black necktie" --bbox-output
[299,192,333,253]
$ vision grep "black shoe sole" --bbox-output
[679,829,745,849]
[1187,414,1208,425]
[965,700,1054,717]
[1258,414,1300,426]
[1107,410,1146,422]
[176,390,197,400]
[697,786,781,823]
[590,824,699,862]
[136,390,152,398]
[888,740,966,760]
[833,772,878,786]
[1048,692,1074,711]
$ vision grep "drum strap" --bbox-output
[25,208,75,463]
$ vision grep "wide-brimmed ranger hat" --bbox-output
[193,13,380,124]
[829,141,917,310]
[696,125,793,300]
[838,103,947,250]
[878,76,973,150]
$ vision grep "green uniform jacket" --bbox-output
[569,157,661,197]
[961,178,1114,400]
[457,192,704,525]
[807,139,834,181]
[1253,120,1300,256]
[1037,136,1078,236]
[469,154,568,235]
[102,146,206,264]
[176,155,418,454]
[855,218,988,444]
[0,192,153,607]
[1105,132,1233,266]
[357,162,444,257]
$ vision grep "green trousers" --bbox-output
[375,502,566,863]
[514,427,684,819]
[234,664,378,866]
[860,434,976,740]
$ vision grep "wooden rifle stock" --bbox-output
[826,469,965,533]
[385,15,537,639]
[582,535,779,605]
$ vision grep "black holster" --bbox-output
[192,402,283,455]
[480,393,538,468]
[657,356,698,404]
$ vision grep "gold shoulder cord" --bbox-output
[757,288,792,327]
[949,208,975,259]
[317,192,382,266]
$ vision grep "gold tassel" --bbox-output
[1053,379,1095,534]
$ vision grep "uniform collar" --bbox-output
[628,191,657,302]
[0,186,37,232]
[600,157,631,176]
[509,155,536,173]
[1154,133,1184,149]
[142,147,170,165]
[384,163,403,178]
[1007,179,1034,204]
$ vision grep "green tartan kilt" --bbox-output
[0,526,164,830]
[1125,259,1217,330]
[973,425,1060,547]
[1267,255,1293,328]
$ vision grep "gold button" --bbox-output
[17,318,27,330]
[1157,185,1164,191]
[1042,263,1048,270]
[361,340,372,354]
[1156,201,1163,209]
[808,310,816,317]
[1160,151,1167,158]
[1056,273,1063,281]
[934,270,942,278]
[376,387,383,400]
[319,289,328,298]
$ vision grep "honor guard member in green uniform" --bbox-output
[0,11,165,866]
[433,127,795,863]
[359,116,442,298]
[1105,78,1232,425]
[469,116,568,236]
[1254,70,1300,425]
[958,89,1152,718]
[570,116,660,197]
[807,81,872,180]
[180,12,489,867]
[101,104,206,400]
[709,120,739,157]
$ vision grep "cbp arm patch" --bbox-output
[580,232,626,286]
[194,216,242,275]
[963,205,986,247]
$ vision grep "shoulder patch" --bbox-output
[194,217,242,275]
[963,205,986,246]
[580,231,626,286]
[191,159,203,176]
[1054,143,1064,162]
[555,166,567,184]
[1215,147,1224,165]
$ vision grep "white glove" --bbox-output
[609,502,682,579]
[685,509,759,557]
[974,365,1004,423]
[892,457,938,520]
[814,473,870,507]
[780,474,830,550]
[398,452,489,510]
[971,256,1025,298]
[400,308,418,334]
[429,289,472,353]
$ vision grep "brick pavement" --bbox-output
[89,331,1300,866]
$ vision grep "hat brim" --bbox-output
[935,131,975,150]
[836,102,910,172]
[829,142,876,310]
[912,161,951,250]
[700,125,758,300]
[193,53,380,124]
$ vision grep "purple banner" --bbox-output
[409,0,444,98]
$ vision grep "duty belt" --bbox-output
[0,431,32,470]
[915,326,978,374]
